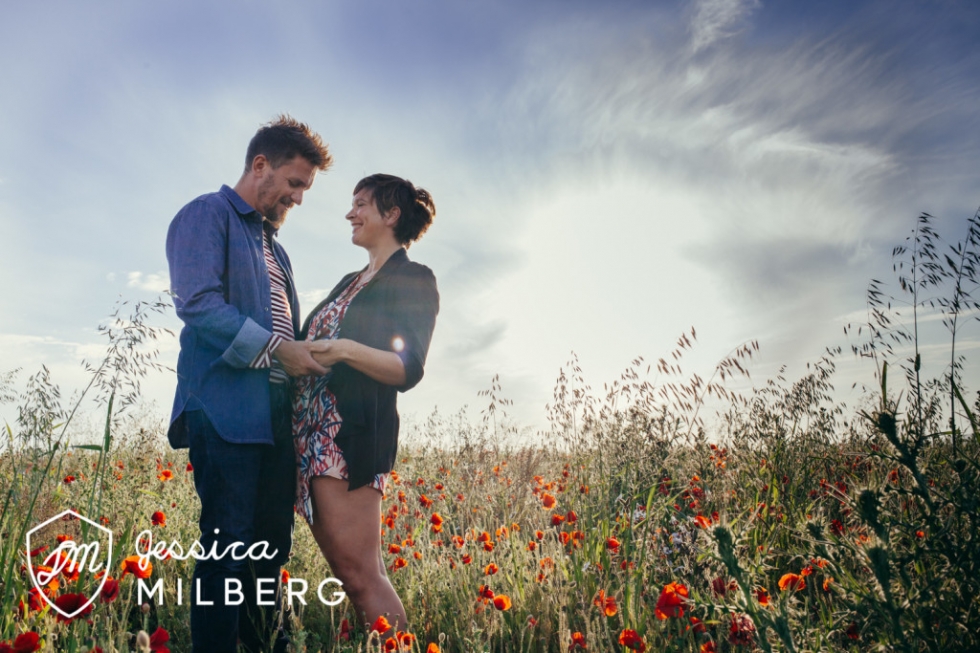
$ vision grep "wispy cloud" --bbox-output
[127,271,170,293]
[2,0,978,429]
[690,0,761,53]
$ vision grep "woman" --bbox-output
[293,174,438,635]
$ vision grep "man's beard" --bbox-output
[257,179,291,227]
[265,202,290,228]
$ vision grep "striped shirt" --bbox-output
[249,227,294,383]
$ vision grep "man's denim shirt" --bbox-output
[165,185,300,447]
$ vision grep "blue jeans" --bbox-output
[184,383,295,653]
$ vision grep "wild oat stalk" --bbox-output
[0,297,172,639]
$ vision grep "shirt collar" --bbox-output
[219,185,261,219]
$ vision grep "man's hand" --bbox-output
[309,339,349,368]
[272,340,329,377]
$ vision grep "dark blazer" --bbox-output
[301,248,439,490]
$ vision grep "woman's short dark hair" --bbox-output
[244,114,333,172]
[354,174,435,246]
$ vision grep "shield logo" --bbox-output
[25,508,114,620]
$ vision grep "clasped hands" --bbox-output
[272,339,350,377]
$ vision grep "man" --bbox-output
[166,115,332,653]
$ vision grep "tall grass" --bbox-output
[0,208,978,652]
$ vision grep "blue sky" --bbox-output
[2,0,979,434]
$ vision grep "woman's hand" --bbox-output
[274,340,330,377]
[312,338,407,387]
[309,339,348,368]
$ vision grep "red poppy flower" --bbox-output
[21,588,45,614]
[654,582,689,619]
[430,513,444,532]
[120,555,153,579]
[371,615,392,634]
[484,563,499,575]
[603,595,618,617]
[711,577,727,597]
[777,573,805,591]
[147,627,170,653]
[426,644,441,653]
[618,629,645,652]
[570,631,586,649]
[43,551,79,582]
[605,537,621,552]
[8,632,40,653]
[100,578,120,603]
[478,584,495,600]
[541,493,556,509]
[157,470,174,482]
[754,587,770,606]
[53,593,93,622]
[728,613,756,646]
[492,594,512,611]
[151,511,166,527]
[700,642,717,653]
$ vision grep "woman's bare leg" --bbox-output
[307,476,406,635]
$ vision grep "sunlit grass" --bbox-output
[0,207,978,652]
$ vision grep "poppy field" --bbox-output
[1,211,979,652]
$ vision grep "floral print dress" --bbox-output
[293,273,388,525]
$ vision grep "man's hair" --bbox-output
[244,114,333,172]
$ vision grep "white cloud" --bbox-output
[690,0,761,53]
[2,1,978,432]
[126,271,170,293]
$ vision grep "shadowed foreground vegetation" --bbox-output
[0,208,978,652]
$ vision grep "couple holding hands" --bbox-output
[166,116,437,652]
